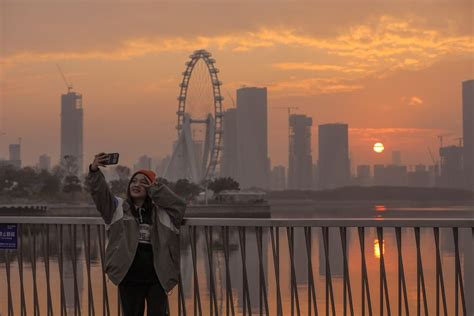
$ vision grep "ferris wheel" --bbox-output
[164,49,224,183]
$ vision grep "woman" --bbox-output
[86,153,186,315]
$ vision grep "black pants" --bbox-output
[119,283,169,316]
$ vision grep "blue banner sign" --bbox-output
[0,224,18,249]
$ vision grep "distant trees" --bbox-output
[172,179,202,200]
[0,162,244,204]
[63,175,82,198]
[0,162,83,203]
[61,156,82,200]
[207,177,240,195]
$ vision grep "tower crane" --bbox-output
[56,64,73,93]
[273,106,299,138]
[272,106,299,167]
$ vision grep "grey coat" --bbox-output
[86,169,187,292]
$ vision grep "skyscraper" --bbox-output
[60,91,83,175]
[463,80,474,190]
[270,165,286,190]
[356,165,371,186]
[221,108,238,180]
[236,87,269,189]
[288,114,313,189]
[318,123,350,189]
[8,143,21,168]
[438,145,464,189]
[38,154,51,171]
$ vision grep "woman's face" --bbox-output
[129,173,150,200]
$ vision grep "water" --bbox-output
[0,201,472,315]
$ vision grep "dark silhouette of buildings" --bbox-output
[38,154,51,171]
[236,87,269,189]
[438,145,464,189]
[463,80,474,190]
[317,123,350,189]
[374,164,408,186]
[8,142,21,168]
[221,108,238,180]
[407,164,431,187]
[356,165,371,186]
[270,165,286,190]
[288,114,313,189]
[60,91,83,175]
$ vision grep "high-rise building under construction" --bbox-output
[463,80,474,190]
[288,114,313,189]
[60,91,83,175]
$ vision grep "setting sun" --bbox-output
[374,239,385,259]
[373,142,385,153]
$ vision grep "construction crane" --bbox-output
[427,147,438,165]
[427,147,440,178]
[225,90,235,108]
[0,97,5,136]
[274,106,299,117]
[273,107,299,139]
[0,114,5,136]
[437,135,444,148]
[437,134,452,149]
[56,64,73,93]
[273,106,299,167]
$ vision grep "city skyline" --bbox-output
[0,1,472,169]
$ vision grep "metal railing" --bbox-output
[0,216,473,315]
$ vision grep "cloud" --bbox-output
[4,15,471,66]
[272,63,366,73]
[401,96,424,106]
[349,127,451,143]
[265,77,364,96]
[2,15,472,98]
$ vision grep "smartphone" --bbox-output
[104,153,120,165]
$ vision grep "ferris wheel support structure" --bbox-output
[163,50,223,183]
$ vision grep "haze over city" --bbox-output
[1,0,473,169]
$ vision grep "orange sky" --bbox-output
[0,0,473,171]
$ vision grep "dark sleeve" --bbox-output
[85,165,117,224]
[147,184,187,228]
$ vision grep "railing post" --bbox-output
[5,247,13,316]
[376,227,391,316]
[189,225,202,316]
[453,227,467,316]
[304,227,318,316]
[322,227,335,316]
[204,226,218,316]
[340,226,354,316]
[395,227,409,316]
[18,224,27,316]
[271,227,283,316]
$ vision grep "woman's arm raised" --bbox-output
[85,153,117,224]
[147,183,187,229]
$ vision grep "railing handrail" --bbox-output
[0,216,473,227]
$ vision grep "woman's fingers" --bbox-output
[91,153,108,170]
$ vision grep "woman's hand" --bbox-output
[90,153,109,171]
[140,182,151,190]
